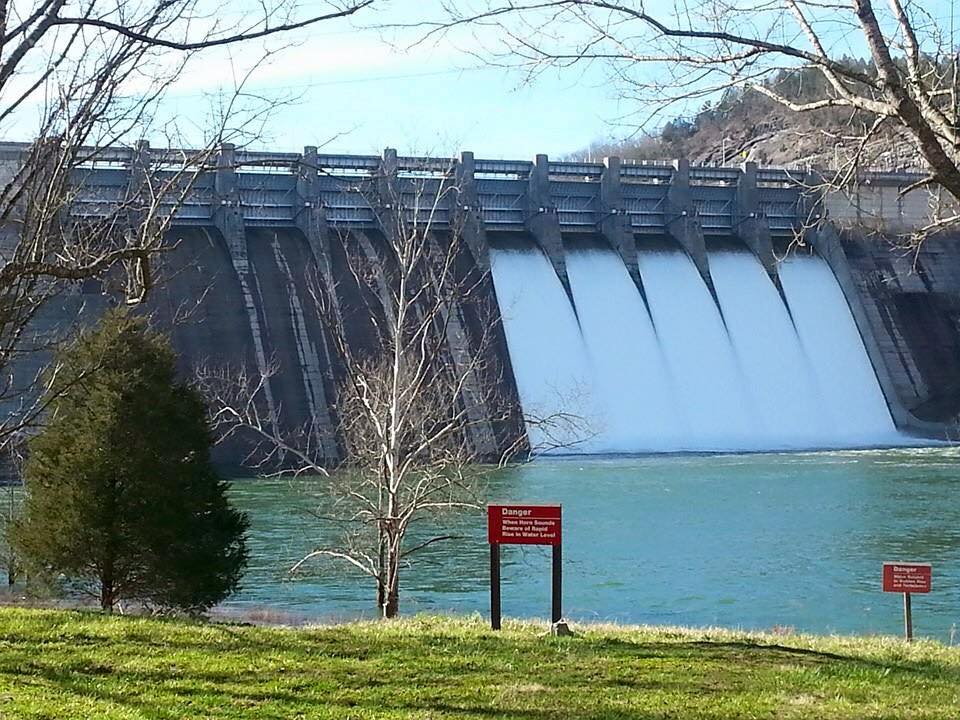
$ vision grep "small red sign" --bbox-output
[883,562,932,593]
[488,504,561,545]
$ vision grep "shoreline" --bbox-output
[1,595,956,646]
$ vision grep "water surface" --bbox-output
[227,448,960,640]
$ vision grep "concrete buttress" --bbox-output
[666,159,721,309]
[599,156,646,302]
[214,143,279,425]
[292,145,340,461]
[736,162,784,298]
[454,151,490,274]
[526,154,575,304]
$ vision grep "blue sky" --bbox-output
[147,0,888,159]
[150,2,637,159]
[9,1,627,159]
[11,0,943,160]
[243,62,624,159]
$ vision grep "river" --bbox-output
[226,448,960,640]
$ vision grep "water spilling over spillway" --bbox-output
[489,242,902,454]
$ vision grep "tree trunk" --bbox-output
[100,563,115,612]
[377,526,387,610]
[383,576,399,619]
[854,0,960,201]
[382,543,400,619]
[100,585,114,612]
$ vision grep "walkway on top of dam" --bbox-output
[0,141,932,239]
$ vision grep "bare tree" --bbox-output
[202,156,560,618]
[0,0,375,445]
[415,1,960,232]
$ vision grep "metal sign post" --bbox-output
[552,542,562,624]
[487,504,562,630]
[903,592,913,641]
[490,541,501,630]
[882,562,932,641]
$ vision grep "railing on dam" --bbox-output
[0,141,932,240]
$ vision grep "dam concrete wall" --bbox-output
[2,141,959,462]
[832,229,960,425]
[140,225,525,465]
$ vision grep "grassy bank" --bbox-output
[0,608,957,718]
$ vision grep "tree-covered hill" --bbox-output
[577,62,929,169]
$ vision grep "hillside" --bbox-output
[577,66,925,170]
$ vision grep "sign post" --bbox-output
[552,541,562,625]
[487,504,562,631]
[882,562,932,641]
[489,540,501,630]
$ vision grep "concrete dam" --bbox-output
[5,142,960,462]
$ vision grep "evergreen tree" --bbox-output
[12,310,248,613]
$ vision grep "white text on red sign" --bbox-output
[882,562,932,593]
[487,504,562,546]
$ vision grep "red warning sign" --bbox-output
[882,562,932,593]
[487,504,561,545]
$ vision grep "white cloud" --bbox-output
[161,27,469,97]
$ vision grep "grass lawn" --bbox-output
[0,608,957,718]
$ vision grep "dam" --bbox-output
[2,141,958,462]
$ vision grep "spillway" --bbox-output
[566,246,683,452]
[490,241,903,455]
[488,246,601,452]
[636,247,755,450]
[779,255,899,444]
[708,250,827,449]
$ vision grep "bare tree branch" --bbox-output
[412,0,960,237]
[0,0,376,446]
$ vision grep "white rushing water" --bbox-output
[488,246,601,452]
[566,247,683,452]
[490,241,905,454]
[779,254,900,444]
[636,248,755,450]
[709,250,828,449]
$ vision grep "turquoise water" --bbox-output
[226,448,960,639]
